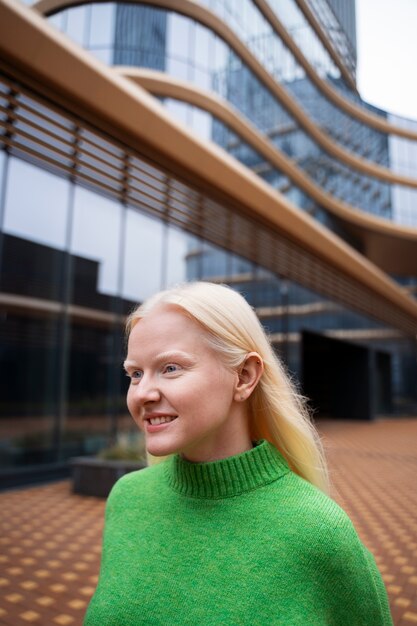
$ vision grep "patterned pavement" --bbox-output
[321,419,417,626]
[0,418,416,625]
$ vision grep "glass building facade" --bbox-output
[1,0,416,486]
[47,1,417,226]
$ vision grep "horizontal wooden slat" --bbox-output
[0,72,416,335]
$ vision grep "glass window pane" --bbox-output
[191,107,212,141]
[164,99,189,126]
[89,48,113,64]
[122,208,164,302]
[70,186,122,301]
[200,241,229,279]
[3,157,69,250]
[194,67,211,90]
[167,13,190,61]
[166,57,189,81]
[0,156,64,469]
[89,3,115,47]
[113,5,167,69]
[48,12,65,31]
[0,312,61,469]
[213,36,228,72]
[66,5,87,45]
[0,150,5,206]
[194,23,210,69]
[165,225,194,287]
[65,320,121,459]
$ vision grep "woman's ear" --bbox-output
[234,352,264,402]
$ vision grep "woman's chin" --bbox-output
[145,437,179,459]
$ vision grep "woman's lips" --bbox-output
[145,416,178,433]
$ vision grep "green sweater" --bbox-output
[84,440,393,625]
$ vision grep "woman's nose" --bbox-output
[131,375,161,405]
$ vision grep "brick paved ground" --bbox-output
[321,419,417,626]
[0,418,416,626]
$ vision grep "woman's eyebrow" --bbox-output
[123,352,194,370]
[155,351,195,363]
[122,360,137,371]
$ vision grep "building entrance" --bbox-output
[301,330,392,420]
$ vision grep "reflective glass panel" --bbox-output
[1,158,69,301]
[64,319,123,460]
[3,157,69,250]
[0,150,5,215]
[194,23,210,69]
[48,12,65,31]
[164,99,189,126]
[122,208,164,302]
[66,5,88,45]
[0,312,61,469]
[190,107,212,141]
[89,3,115,46]
[0,157,64,470]
[89,48,113,64]
[167,13,190,61]
[165,225,197,287]
[70,186,122,306]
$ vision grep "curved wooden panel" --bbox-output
[294,0,356,90]
[2,0,417,325]
[254,0,417,141]
[121,68,417,243]
[33,0,417,189]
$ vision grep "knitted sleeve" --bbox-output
[83,470,149,626]
[310,509,394,626]
[362,546,393,626]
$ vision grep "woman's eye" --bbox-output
[164,364,180,374]
[130,370,143,381]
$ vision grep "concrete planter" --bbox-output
[71,457,146,498]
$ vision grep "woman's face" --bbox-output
[124,305,252,462]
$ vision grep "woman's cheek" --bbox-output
[126,389,137,420]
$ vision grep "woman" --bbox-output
[84,282,392,625]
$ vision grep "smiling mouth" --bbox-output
[147,416,177,426]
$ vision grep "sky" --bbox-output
[356,0,417,121]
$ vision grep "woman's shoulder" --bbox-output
[277,470,365,553]
[106,462,166,506]
[279,473,386,582]
[281,469,348,518]
[273,473,393,624]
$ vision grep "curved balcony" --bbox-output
[291,0,356,88]
[255,0,417,139]
[35,0,417,140]
[33,0,417,228]
[1,0,417,332]
[33,2,417,173]
[119,68,417,277]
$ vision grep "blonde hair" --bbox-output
[126,282,329,493]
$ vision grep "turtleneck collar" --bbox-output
[164,440,290,499]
